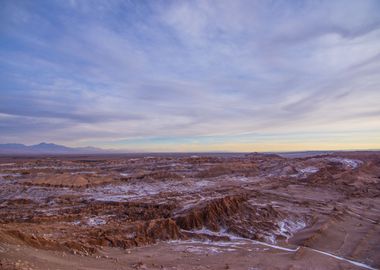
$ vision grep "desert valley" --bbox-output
[0,152,379,269]
[1,1,380,269]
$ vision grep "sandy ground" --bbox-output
[0,152,379,270]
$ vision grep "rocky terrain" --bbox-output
[0,152,379,270]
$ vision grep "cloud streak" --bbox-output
[0,0,380,151]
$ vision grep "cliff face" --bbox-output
[175,195,246,231]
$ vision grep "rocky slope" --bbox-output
[0,152,379,269]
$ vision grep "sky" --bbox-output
[1,0,380,152]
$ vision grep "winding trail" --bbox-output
[307,247,378,270]
[186,229,378,269]
[249,239,378,270]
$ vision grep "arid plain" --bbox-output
[0,152,379,270]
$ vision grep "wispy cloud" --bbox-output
[0,0,379,150]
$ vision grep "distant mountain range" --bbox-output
[0,142,109,155]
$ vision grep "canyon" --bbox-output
[0,152,379,269]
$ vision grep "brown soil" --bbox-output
[0,152,379,269]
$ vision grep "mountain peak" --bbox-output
[0,142,108,155]
[37,142,55,146]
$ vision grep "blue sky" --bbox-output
[1,0,380,151]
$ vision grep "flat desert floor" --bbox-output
[0,152,379,270]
